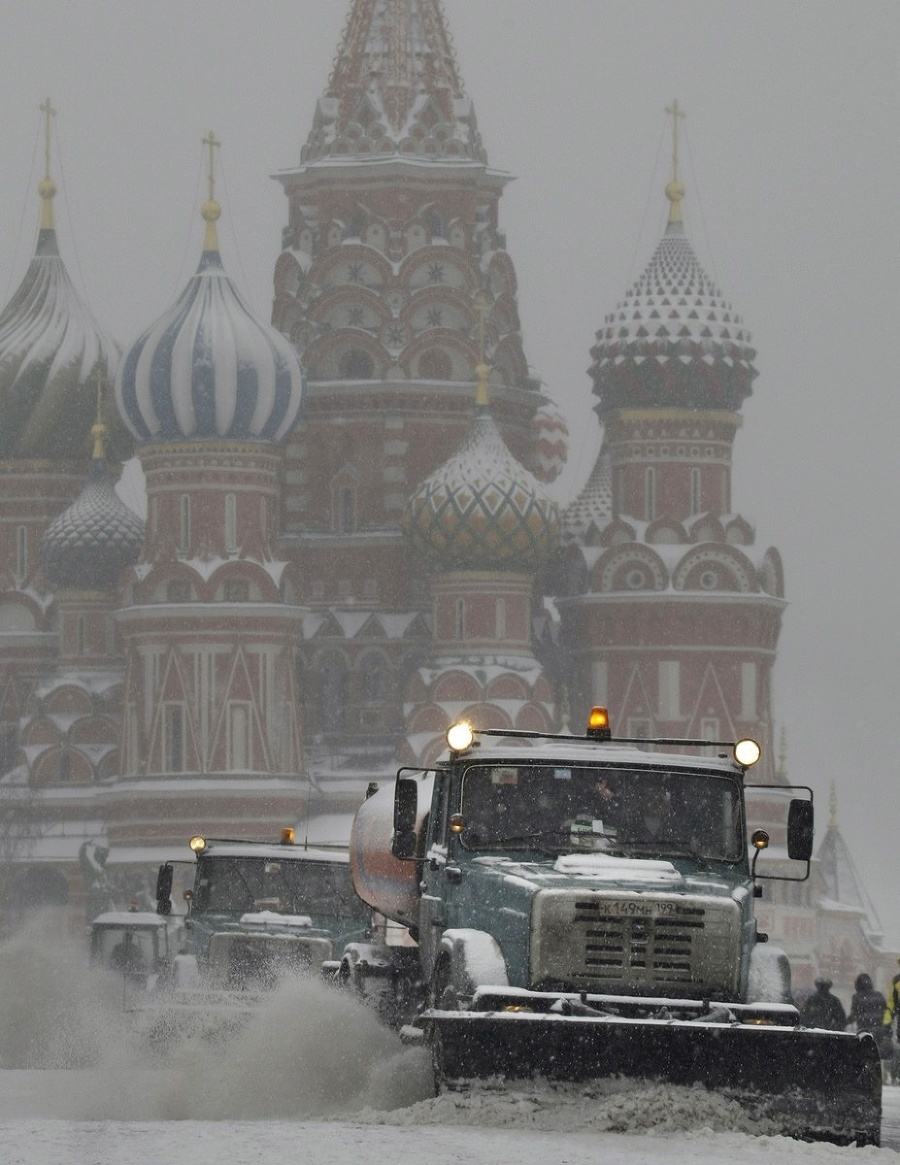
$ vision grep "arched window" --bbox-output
[495,598,506,640]
[455,598,466,640]
[339,348,375,379]
[225,493,237,553]
[418,349,453,380]
[76,616,86,656]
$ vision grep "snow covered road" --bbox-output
[1,918,897,1162]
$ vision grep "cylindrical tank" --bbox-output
[350,775,433,928]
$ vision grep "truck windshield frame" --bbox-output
[192,856,370,920]
[458,761,744,862]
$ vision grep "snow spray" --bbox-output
[0,915,432,1120]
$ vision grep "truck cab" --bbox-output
[353,713,812,1009]
[157,831,372,991]
[90,909,183,989]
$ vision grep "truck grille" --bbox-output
[207,933,333,989]
[531,890,740,999]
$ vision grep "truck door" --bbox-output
[418,772,460,981]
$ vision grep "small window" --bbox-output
[179,495,191,555]
[338,487,356,533]
[225,494,237,553]
[16,526,27,579]
[645,468,656,522]
[690,468,701,514]
[164,705,185,773]
[228,703,251,771]
[166,580,191,603]
[455,598,466,640]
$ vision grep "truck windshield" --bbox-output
[460,763,743,861]
[193,857,369,919]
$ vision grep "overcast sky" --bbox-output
[0,1,897,947]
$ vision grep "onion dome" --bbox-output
[302,0,487,165]
[116,141,305,444]
[40,420,145,591]
[0,112,129,462]
[531,397,569,484]
[403,363,559,571]
[562,446,613,539]
[589,175,757,417]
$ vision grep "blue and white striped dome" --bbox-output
[116,228,304,444]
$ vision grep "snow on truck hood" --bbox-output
[238,911,313,929]
[554,853,683,885]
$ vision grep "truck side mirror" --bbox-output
[156,863,174,916]
[392,778,419,860]
[787,798,814,862]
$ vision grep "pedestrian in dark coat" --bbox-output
[800,978,846,1031]
[849,972,892,1060]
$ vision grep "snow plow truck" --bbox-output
[151,830,372,1037]
[344,710,881,1146]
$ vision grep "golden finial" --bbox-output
[474,291,490,408]
[38,98,57,231]
[90,367,108,462]
[665,99,686,224]
[201,130,222,252]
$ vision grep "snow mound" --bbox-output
[360,1078,782,1137]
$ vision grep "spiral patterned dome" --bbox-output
[0,202,130,462]
[589,217,757,415]
[403,400,559,572]
[40,441,145,591]
[116,201,304,444]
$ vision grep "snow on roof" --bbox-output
[91,911,168,928]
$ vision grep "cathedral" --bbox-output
[0,0,891,1001]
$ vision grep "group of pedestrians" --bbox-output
[799,961,900,1082]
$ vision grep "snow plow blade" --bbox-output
[416,989,881,1146]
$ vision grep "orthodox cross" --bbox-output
[665,99,685,185]
[202,130,221,202]
[40,98,56,180]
